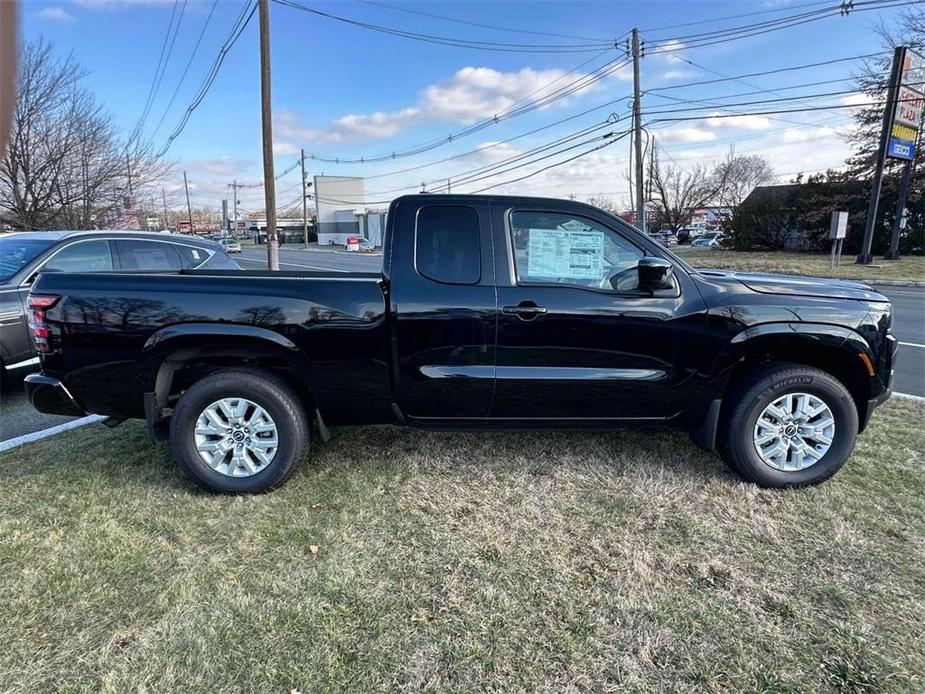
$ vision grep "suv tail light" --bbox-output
[27,294,60,353]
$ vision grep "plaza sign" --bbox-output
[886,48,924,161]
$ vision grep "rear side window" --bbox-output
[415,206,480,285]
[115,241,182,270]
[44,240,114,273]
[174,244,211,268]
[201,251,240,270]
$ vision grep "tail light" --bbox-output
[27,294,60,353]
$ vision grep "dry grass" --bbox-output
[1,399,923,692]
[681,249,925,283]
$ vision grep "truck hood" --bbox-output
[695,268,889,302]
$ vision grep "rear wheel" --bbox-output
[169,368,309,493]
[721,362,858,488]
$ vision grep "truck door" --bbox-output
[489,202,700,421]
[387,198,496,420]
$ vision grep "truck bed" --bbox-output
[31,270,393,422]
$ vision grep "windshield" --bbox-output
[0,237,54,283]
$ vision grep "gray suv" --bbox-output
[0,231,239,373]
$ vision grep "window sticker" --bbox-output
[526,228,604,280]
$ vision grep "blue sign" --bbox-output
[887,136,916,160]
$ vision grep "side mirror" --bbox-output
[637,256,674,292]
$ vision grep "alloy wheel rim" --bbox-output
[753,392,835,472]
[194,397,278,477]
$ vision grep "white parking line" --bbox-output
[899,341,925,348]
[0,415,105,453]
[236,255,350,273]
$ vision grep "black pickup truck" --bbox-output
[26,194,895,493]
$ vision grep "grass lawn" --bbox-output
[1,399,924,692]
[682,249,925,283]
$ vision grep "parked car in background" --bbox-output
[26,194,894,494]
[219,237,242,254]
[648,230,678,246]
[0,231,239,374]
[346,237,376,253]
[691,232,725,248]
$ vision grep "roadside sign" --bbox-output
[830,210,848,267]
[886,48,924,161]
[829,210,848,239]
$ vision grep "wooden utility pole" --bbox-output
[301,148,309,248]
[258,0,279,270]
[183,171,193,233]
[228,180,240,237]
[631,28,645,234]
[161,188,169,230]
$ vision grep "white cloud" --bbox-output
[779,126,846,143]
[663,69,697,80]
[279,64,622,144]
[703,113,774,130]
[657,127,717,144]
[186,156,252,176]
[38,6,75,21]
[654,40,687,64]
[839,93,870,110]
[273,141,299,156]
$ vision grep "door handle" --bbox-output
[502,302,547,320]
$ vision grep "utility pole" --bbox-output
[228,180,240,238]
[183,171,193,234]
[161,188,169,231]
[447,178,451,193]
[301,148,309,249]
[631,27,645,234]
[258,0,279,270]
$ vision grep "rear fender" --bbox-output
[141,323,315,412]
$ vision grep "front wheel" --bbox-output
[169,368,310,493]
[721,363,859,488]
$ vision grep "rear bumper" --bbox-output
[25,374,87,417]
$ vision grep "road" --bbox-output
[1,247,922,441]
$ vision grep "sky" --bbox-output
[19,0,918,215]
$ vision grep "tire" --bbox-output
[169,368,310,493]
[721,362,858,488]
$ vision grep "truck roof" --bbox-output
[393,193,601,207]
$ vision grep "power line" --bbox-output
[272,0,615,53]
[645,0,919,53]
[156,0,257,158]
[356,0,616,43]
[640,0,838,34]
[150,0,219,139]
[647,52,882,93]
[362,99,626,182]
[468,130,631,194]
[307,55,630,164]
[133,0,180,142]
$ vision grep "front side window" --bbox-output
[510,211,643,292]
[44,240,114,273]
[415,206,480,285]
[116,240,182,270]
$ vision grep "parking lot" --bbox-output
[2,246,922,443]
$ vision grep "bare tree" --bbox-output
[648,153,726,234]
[584,195,620,215]
[0,40,171,230]
[712,150,775,209]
